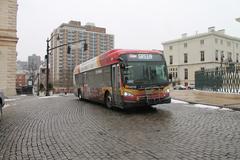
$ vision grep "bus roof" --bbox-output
[73,49,162,74]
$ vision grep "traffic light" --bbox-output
[83,43,88,51]
[67,46,71,54]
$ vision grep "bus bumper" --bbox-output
[123,96,171,108]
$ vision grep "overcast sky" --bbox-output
[17,0,240,61]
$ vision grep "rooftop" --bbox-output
[162,27,240,45]
[59,20,106,33]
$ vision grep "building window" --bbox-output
[200,40,204,45]
[215,50,218,61]
[184,53,188,63]
[169,55,173,64]
[201,67,205,71]
[184,68,188,80]
[236,43,239,49]
[220,39,223,45]
[215,38,218,44]
[184,43,187,48]
[221,51,224,60]
[227,41,231,47]
[237,53,239,63]
[169,46,173,50]
[227,52,232,62]
[200,51,205,61]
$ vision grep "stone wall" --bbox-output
[0,0,18,96]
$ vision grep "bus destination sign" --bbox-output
[126,53,162,61]
[138,54,153,60]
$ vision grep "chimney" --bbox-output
[69,21,81,27]
[182,33,187,38]
[217,29,225,34]
[85,22,95,26]
[208,26,215,33]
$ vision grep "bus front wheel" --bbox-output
[105,92,112,109]
[78,89,83,101]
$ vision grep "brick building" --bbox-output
[49,20,114,90]
[16,73,26,87]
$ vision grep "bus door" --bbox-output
[111,64,121,106]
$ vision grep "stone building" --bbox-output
[0,0,18,96]
[163,27,240,86]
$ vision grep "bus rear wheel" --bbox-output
[0,101,2,118]
[105,92,112,109]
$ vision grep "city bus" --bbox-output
[73,49,171,109]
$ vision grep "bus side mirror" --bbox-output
[120,63,125,69]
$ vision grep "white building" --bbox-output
[162,27,240,86]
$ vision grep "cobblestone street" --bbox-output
[0,95,240,160]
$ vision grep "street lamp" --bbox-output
[45,36,88,96]
[37,73,40,96]
[45,34,59,96]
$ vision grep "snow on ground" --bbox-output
[171,99,189,104]
[39,95,59,99]
[4,99,17,102]
[171,99,233,111]
[193,104,219,110]
[3,104,11,108]
[219,108,233,111]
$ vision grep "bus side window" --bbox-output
[78,74,82,86]
[84,72,87,84]
[103,66,111,86]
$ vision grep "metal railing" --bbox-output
[195,66,240,94]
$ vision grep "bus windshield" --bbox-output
[122,61,168,86]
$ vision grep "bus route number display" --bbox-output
[138,54,153,60]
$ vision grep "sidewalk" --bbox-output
[170,90,240,111]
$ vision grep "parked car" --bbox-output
[187,84,195,89]
[0,91,5,116]
[173,85,187,90]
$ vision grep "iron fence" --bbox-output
[195,67,240,94]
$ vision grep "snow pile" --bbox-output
[39,95,59,99]
[171,99,188,104]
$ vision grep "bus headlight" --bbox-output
[166,89,170,93]
[124,92,133,96]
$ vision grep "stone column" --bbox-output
[0,0,18,96]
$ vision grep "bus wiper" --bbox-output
[134,80,145,84]
[152,81,170,86]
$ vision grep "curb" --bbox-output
[172,97,240,111]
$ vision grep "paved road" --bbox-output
[0,95,240,160]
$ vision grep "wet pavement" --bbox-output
[0,95,240,159]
